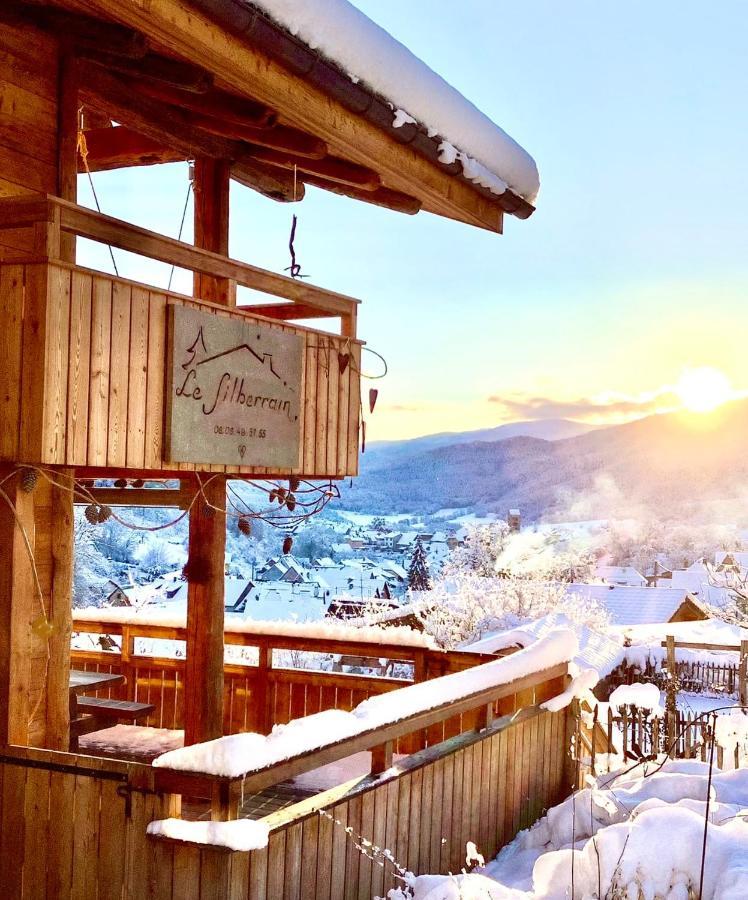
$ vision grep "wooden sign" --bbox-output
[166,306,303,467]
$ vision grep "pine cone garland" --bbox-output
[19,467,38,494]
[286,493,297,512]
[289,476,301,492]
[282,535,293,554]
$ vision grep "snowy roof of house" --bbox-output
[595,565,647,586]
[469,613,624,677]
[228,581,328,623]
[567,584,706,627]
[716,551,748,569]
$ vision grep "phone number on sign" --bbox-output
[214,426,266,438]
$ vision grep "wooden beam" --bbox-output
[86,487,193,510]
[81,51,212,94]
[133,81,276,129]
[184,476,226,745]
[301,174,421,215]
[80,127,185,172]
[80,107,112,131]
[57,54,79,263]
[63,0,504,230]
[231,159,303,203]
[248,147,381,191]
[0,2,148,59]
[190,114,326,159]
[193,157,233,305]
[239,303,334,322]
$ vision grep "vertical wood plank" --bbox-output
[46,770,75,900]
[326,335,340,476]
[347,342,362,474]
[283,822,302,900]
[329,803,348,900]
[0,265,24,458]
[87,275,112,466]
[107,280,131,467]
[125,285,149,468]
[42,263,71,462]
[266,831,286,900]
[144,292,167,468]
[66,270,92,464]
[357,789,374,899]
[302,337,318,474]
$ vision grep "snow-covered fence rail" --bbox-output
[146,636,574,899]
[70,613,498,743]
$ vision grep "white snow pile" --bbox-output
[248,0,539,202]
[72,606,436,649]
[540,666,598,714]
[147,817,269,852]
[399,759,748,899]
[608,682,663,715]
[153,629,575,777]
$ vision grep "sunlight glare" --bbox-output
[675,367,732,413]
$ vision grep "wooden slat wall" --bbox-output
[0,23,58,261]
[247,709,569,900]
[2,261,361,477]
[0,750,175,900]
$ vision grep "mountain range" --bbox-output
[340,402,748,521]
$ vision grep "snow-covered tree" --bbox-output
[407,538,432,591]
[414,522,605,648]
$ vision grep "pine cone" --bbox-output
[286,493,297,512]
[237,516,252,537]
[114,478,128,489]
[282,535,293,554]
[96,505,112,523]
[19,467,38,494]
[268,488,279,504]
[289,476,301,492]
[84,503,99,525]
[276,488,287,505]
[131,478,145,489]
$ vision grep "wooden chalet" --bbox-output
[0,3,568,898]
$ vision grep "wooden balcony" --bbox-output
[0,628,573,900]
[0,194,361,477]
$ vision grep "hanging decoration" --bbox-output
[282,535,294,554]
[19,467,38,494]
[237,516,252,537]
[369,388,379,414]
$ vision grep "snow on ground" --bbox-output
[251,0,539,202]
[153,629,575,778]
[402,759,748,899]
[609,682,663,714]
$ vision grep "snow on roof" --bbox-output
[594,565,647,586]
[469,612,624,678]
[251,0,539,203]
[566,583,704,627]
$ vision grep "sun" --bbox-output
[674,367,733,413]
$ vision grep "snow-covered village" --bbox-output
[1,1,748,898]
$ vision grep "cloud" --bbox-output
[487,389,681,422]
[380,403,420,413]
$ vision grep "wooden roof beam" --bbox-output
[247,147,381,191]
[0,1,147,59]
[189,114,327,159]
[231,159,304,203]
[133,80,277,129]
[80,49,213,93]
[80,127,186,172]
[301,174,421,215]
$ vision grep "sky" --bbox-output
[78,0,748,441]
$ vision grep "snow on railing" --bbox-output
[151,628,576,779]
[72,606,436,649]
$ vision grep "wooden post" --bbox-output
[193,157,234,305]
[739,640,748,708]
[370,740,393,775]
[184,475,226,745]
[58,53,79,263]
[0,467,73,748]
[665,635,677,757]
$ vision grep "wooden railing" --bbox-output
[0,195,362,475]
[71,616,498,740]
[1,655,573,899]
[0,194,360,334]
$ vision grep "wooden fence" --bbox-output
[1,658,573,899]
[71,616,500,744]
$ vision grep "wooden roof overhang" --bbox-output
[16,0,534,232]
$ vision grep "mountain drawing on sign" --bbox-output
[181,326,295,391]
